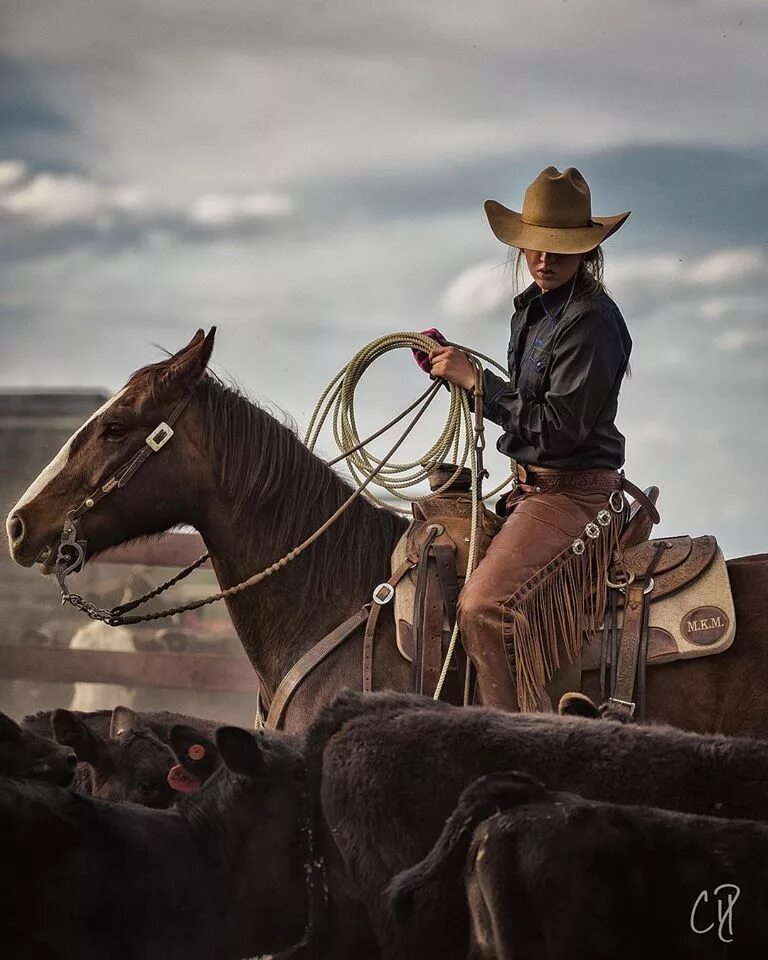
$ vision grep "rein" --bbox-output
[52,333,512,722]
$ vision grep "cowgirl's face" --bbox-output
[524,249,583,292]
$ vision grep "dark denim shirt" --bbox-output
[480,281,632,470]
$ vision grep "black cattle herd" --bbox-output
[2,689,767,958]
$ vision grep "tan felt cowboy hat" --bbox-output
[485,166,630,255]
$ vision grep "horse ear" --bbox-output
[161,327,216,389]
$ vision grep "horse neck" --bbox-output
[189,385,408,692]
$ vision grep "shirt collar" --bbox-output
[514,279,574,313]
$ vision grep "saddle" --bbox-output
[390,464,502,697]
[390,468,736,715]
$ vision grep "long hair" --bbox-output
[510,246,606,298]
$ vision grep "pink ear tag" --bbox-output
[188,743,206,761]
[167,764,201,793]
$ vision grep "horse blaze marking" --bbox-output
[10,389,127,515]
[681,606,729,646]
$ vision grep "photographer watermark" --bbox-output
[690,884,740,943]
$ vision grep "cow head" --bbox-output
[0,709,77,786]
[52,705,177,807]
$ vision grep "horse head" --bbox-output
[6,328,216,572]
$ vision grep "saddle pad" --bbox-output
[583,545,736,671]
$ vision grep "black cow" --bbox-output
[0,725,311,960]
[0,709,76,786]
[304,691,768,955]
[49,706,181,807]
[386,772,768,960]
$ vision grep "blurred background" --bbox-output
[1,0,766,722]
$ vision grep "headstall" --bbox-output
[54,387,200,587]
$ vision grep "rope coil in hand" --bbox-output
[304,332,514,507]
[304,332,515,699]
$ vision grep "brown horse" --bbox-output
[5,329,768,734]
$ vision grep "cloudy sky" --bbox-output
[2,0,767,557]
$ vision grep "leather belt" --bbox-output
[517,463,622,495]
[516,464,660,526]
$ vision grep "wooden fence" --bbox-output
[0,533,258,695]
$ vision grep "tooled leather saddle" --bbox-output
[389,468,735,714]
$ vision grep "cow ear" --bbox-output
[170,725,220,781]
[53,710,104,765]
[0,710,21,743]
[215,726,265,779]
[160,328,216,389]
[110,706,143,740]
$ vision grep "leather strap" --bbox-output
[621,475,661,526]
[266,605,371,730]
[420,559,445,697]
[361,559,416,694]
[610,578,647,716]
[609,541,666,717]
[433,543,460,632]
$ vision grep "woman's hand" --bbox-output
[428,346,476,391]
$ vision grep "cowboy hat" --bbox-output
[485,166,630,255]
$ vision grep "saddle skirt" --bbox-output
[582,534,736,670]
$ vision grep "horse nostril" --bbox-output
[65,751,78,770]
[7,513,24,544]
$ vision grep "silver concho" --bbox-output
[572,538,586,555]
[585,522,600,539]
[597,509,612,527]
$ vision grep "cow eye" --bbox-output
[104,421,128,442]
[137,780,158,794]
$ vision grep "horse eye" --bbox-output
[104,421,128,441]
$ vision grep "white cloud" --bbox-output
[0,171,110,226]
[0,160,27,189]
[0,163,295,242]
[440,260,513,320]
[607,248,768,291]
[687,249,766,285]
[714,328,768,352]
[188,191,295,227]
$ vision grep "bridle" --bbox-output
[53,385,209,621]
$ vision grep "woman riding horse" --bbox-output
[422,166,633,713]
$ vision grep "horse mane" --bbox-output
[127,362,407,603]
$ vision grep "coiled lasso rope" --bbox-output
[304,332,516,699]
